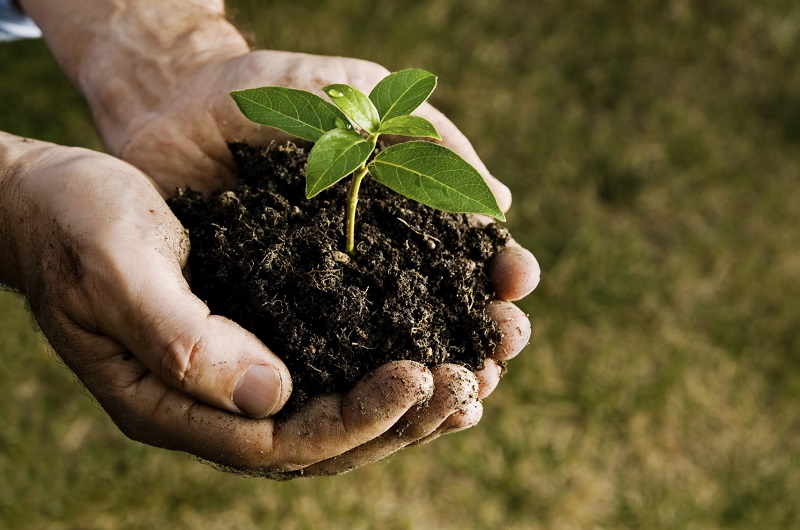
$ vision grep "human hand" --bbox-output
[108,49,539,449]
[19,0,540,466]
[0,134,506,476]
[102,50,515,210]
[101,46,540,435]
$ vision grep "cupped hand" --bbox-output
[98,49,540,458]
[107,49,513,209]
[2,137,506,476]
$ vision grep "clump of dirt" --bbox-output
[168,142,510,415]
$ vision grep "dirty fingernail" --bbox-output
[233,365,283,418]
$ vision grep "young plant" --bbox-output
[230,69,505,254]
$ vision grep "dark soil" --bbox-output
[168,142,510,415]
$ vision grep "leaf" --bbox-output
[335,117,353,130]
[323,84,381,134]
[376,115,442,140]
[230,87,346,142]
[369,142,506,221]
[369,69,438,121]
[306,129,375,198]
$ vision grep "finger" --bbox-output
[268,361,434,471]
[440,400,485,433]
[134,289,291,419]
[476,358,502,399]
[486,301,531,361]
[488,243,541,301]
[413,400,485,447]
[297,364,479,476]
[376,364,479,441]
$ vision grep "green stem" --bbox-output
[345,164,370,255]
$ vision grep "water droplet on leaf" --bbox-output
[327,89,344,98]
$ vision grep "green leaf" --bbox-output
[369,142,505,221]
[323,84,381,134]
[306,129,375,198]
[376,115,442,140]
[335,117,353,131]
[230,87,346,142]
[369,69,438,121]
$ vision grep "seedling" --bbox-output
[230,69,505,254]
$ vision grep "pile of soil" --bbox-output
[168,142,510,415]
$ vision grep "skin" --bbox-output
[4,0,541,477]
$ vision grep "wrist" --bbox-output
[19,0,249,154]
[0,132,39,290]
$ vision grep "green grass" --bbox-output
[2,0,800,528]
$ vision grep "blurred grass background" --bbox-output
[2,0,800,528]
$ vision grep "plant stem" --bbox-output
[345,164,370,255]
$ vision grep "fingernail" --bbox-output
[233,365,283,418]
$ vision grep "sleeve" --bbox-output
[0,0,42,42]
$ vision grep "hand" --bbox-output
[0,135,502,476]
[18,0,540,472]
[107,49,541,454]
[101,49,512,212]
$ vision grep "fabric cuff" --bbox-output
[0,0,42,42]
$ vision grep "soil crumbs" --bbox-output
[168,142,510,415]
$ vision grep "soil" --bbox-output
[168,142,510,415]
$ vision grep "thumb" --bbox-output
[93,255,292,418]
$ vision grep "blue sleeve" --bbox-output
[0,0,42,42]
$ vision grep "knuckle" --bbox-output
[435,364,480,403]
[161,332,206,387]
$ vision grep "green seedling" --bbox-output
[230,69,505,254]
